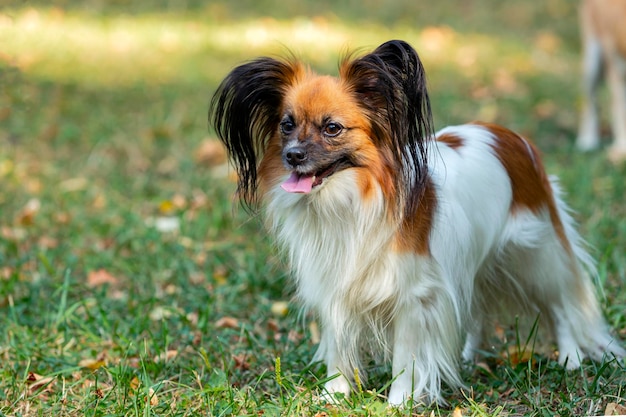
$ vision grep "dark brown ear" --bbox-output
[340,40,433,215]
[209,57,303,209]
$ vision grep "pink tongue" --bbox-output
[281,172,314,193]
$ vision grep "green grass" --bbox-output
[1,1,625,415]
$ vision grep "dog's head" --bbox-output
[210,40,434,214]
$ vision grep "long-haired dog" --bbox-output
[210,40,625,404]
[577,0,626,162]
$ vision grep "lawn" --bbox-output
[0,1,625,416]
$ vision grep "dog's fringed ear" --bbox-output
[209,57,302,209]
[341,40,434,215]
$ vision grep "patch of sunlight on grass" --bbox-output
[0,6,568,89]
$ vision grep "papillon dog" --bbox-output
[577,0,626,162]
[210,40,624,405]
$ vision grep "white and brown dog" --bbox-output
[211,40,625,405]
[577,0,626,161]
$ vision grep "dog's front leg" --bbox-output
[387,288,463,406]
[317,325,352,402]
[606,51,626,162]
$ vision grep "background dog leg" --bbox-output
[576,30,604,151]
[606,52,626,162]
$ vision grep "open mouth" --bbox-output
[281,158,352,194]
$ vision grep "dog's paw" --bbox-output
[387,388,409,407]
[318,376,351,404]
[558,350,583,370]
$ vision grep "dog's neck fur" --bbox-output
[264,169,403,369]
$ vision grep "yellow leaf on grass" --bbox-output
[271,301,289,317]
[79,358,106,370]
[159,200,175,214]
[452,407,464,417]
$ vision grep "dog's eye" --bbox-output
[280,120,295,135]
[324,122,343,137]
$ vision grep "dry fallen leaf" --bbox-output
[605,402,626,416]
[154,350,178,363]
[215,316,239,329]
[232,353,250,370]
[17,198,40,226]
[147,387,158,406]
[505,345,534,367]
[186,311,199,326]
[195,139,227,166]
[1,267,12,280]
[25,372,54,393]
[287,330,302,343]
[92,193,107,209]
[130,376,141,391]
[87,269,119,287]
[475,361,492,374]
[267,319,280,333]
[1,227,26,241]
[171,194,187,210]
[38,236,59,249]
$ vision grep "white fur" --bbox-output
[264,124,625,405]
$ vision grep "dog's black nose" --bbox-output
[284,146,308,166]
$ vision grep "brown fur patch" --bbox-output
[258,135,289,195]
[477,122,571,253]
[437,132,464,150]
[393,179,436,255]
